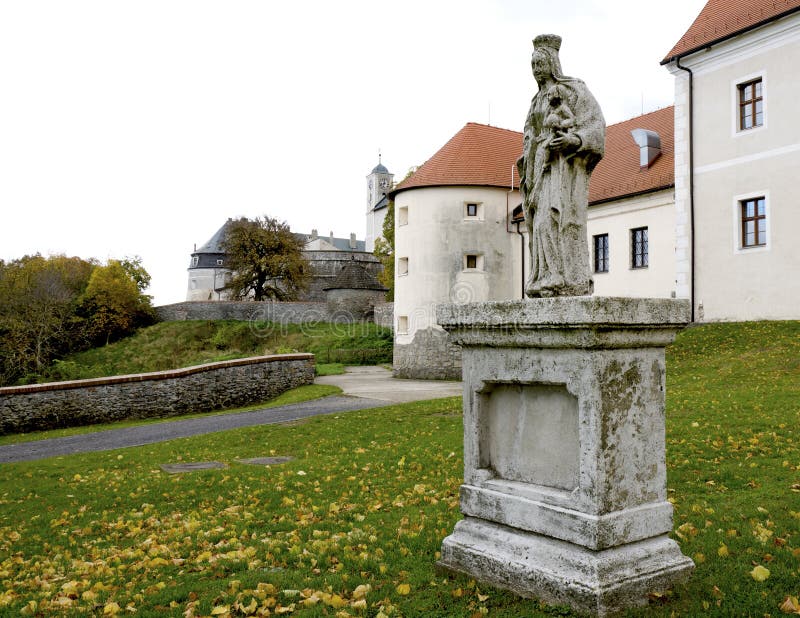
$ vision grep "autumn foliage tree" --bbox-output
[221,216,309,301]
[0,254,154,385]
[373,200,395,301]
[79,260,155,346]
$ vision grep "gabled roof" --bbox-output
[392,123,522,194]
[589,106,674,204]
[662,0,800,62]
[393,109,675,206]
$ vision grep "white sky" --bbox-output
[0,0,706,306]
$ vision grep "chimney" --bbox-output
[329,231,334,245]
[349,233,357,249]
[311,229,318,240]
[631,129,661,168]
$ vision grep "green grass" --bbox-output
[0,384,341,447]
[33,320,393,383]
[0,321,799,616]
[314,363,346,376]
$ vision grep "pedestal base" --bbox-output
[439,517,694,616]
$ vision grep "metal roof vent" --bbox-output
[630,128,661,168]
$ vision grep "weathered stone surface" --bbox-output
[235,456,293,466]
[517,34,605,298]
[156,300,394,330]
[439,518,693,617]
[0,355,315,435]
[437,296,693,614]
[393,327,462,380]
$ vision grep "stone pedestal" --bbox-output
[436,297,694,616]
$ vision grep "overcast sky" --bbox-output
[0,0,707,306]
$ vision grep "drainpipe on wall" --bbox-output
[676,57,696,323]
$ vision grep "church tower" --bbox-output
[364,155,393,252]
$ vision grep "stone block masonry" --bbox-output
[393,327,462,380]
[0,354,314,435]
[156,301,394,329]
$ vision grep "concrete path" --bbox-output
[0,366,462,464]
[316,365,462,403]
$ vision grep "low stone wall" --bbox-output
[0,354,315,435]
[393,327,462,380]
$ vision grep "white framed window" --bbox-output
[398,257,409,276]
[464,202,484,220]
[731,71,766,137]
[398,205,409,226]
[397,315,409,334]
[732,191,770,254]
[463,253,484,271]
[216,259,224,266]
[631,227,648,269]
[191,256,199,267]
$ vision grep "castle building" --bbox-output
[389,113,676,379]
[364,156,394,253]
[186,223,381,303]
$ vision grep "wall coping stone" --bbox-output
[0,353,314,395]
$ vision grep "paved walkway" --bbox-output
[316,365,462,403]
[0,366,462,464]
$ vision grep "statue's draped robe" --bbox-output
[517,77,605,297]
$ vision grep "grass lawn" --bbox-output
[0,321,799,616]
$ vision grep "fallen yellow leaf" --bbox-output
[396,583,411,595]
[779,595,800,614]
[749,565,770,582]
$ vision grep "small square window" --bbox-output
[631,227,648,269]
[593,234,609,273]
[398,257,409,276]
[398,206,409,226]
[466,254,477,269]
[466,203,478,217]
[397,315,409,334]
[741,197,766,247]
[738,78,763,130]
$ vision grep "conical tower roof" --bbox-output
[323,260,387,291]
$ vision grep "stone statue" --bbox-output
[516,34,605,297]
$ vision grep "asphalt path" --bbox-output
[0,395,388,464]
[0,366,463,464]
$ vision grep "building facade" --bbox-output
[390,113,677,379]
[663,0,800,321]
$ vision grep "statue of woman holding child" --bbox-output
[516,34,605,297]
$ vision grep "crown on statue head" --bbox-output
[533,34,562,52]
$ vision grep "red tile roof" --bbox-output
[590,106,674,205]
[393,123,522,193]
[393,107,675,206]
[663,0,800,62]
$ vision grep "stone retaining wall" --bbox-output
[0,354,315,435]
[156,301,331,323]
[393,327,462,380]
[156,301,395,330]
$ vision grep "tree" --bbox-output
[0,255,95,384]
[119,255,152,295]
[373,200,395,301]
[0,255,155,385]
[79,260,155,346]
[221,216,309,301]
